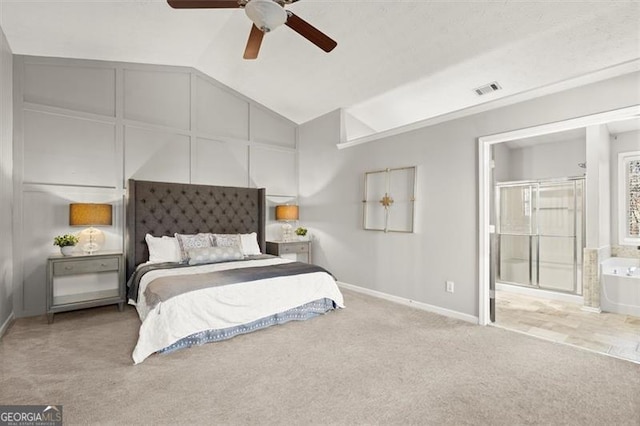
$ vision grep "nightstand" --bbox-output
[46,252,125,323]
[266,240,312,264]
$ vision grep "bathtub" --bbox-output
[600,257,640,317]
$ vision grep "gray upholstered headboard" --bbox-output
[126,179,266,278]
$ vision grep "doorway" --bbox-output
[479,105,640,363]
[478,105,640,326]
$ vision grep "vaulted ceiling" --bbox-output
[1,1,639,140]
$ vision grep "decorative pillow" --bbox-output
[212,234,242,249]
[240,232,261,256]
[175,233,213,263]
[145,234,180,263]
[187,246,244,266]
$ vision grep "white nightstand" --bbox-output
[46,252,125,323]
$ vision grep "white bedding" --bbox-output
[130,257,344,364]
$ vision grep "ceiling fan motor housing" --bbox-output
[245,0,287,32]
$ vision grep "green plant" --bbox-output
[53,234,79,247]
[295,227,308,237]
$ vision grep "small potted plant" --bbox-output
[295,227,308,241]
[54,234,79,256]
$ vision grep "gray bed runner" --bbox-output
[127,255,273,302]
[143,261,334,310]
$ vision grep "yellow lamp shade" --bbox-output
[275,205,299,221]
[69,203,112,226]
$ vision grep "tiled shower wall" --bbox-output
[611,245,640,259]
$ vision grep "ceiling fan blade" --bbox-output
[167,0,241,9]
[285,12,337,53]
[243,25,265,60]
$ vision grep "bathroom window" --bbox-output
[619,151,640,245]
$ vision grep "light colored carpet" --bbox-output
[1,289,639,425]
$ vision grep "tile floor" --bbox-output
[494,290,640,363]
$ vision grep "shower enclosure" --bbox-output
[496,178,584,295]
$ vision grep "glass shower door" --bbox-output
[496,179,584,295]
[536,181,582,293]
[497,184,536,287]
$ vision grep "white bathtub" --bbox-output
[600,257,640,317]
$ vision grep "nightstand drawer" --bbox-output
[266,241,312,264]
[280,243,309,254]
[53,257,120,276]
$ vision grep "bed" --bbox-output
[126,179,344,364]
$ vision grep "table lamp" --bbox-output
[69,203,112,254]
[275,204,298,242]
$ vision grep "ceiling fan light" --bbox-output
[245,0,287,32]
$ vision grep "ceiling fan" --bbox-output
[167,0,338,60]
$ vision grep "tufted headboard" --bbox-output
[126,179,266,278]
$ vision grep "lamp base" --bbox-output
[281,223,294,242]
[77,227,105,254]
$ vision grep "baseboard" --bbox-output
[0,312,15,341]
[337,281,478,324]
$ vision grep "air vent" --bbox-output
[474,81,502,96]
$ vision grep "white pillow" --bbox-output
[240,232,261,256]
[145,234,180,263]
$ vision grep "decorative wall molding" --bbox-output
[12,55,300,317]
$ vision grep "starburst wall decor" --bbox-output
[362,166,416,233]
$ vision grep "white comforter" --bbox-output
[130,257,344,364]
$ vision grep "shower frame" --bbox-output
[495,176,585,295]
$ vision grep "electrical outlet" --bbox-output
[446,281,455,293]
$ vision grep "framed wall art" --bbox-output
[362,166,416,233]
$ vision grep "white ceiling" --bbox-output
[1,1,639,135]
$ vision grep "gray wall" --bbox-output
[493,137,586,184]
[505,138,586,182]
[12,55,299,317]
[492,143,511,183]
[610,129,640,246]
[299,72,640,319]
[0,26,13,333]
